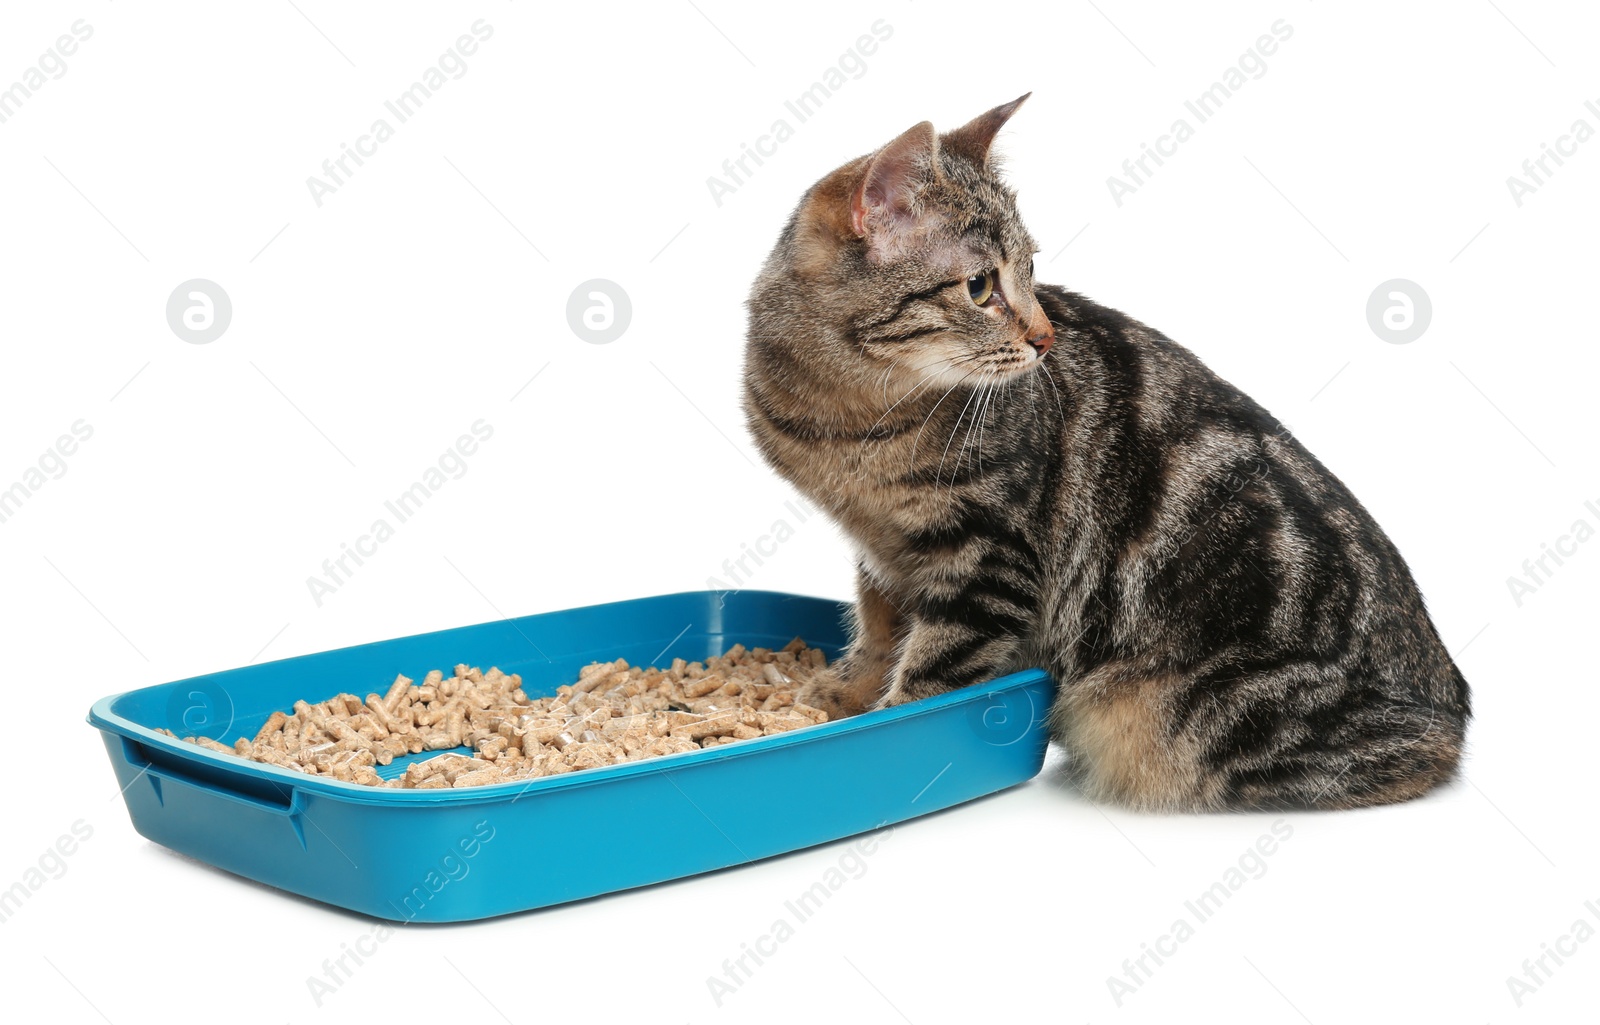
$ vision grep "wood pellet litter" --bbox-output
[164,638,833,788]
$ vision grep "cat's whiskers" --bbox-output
[857,358,948,447]
[876,363,895,407]
[1026,366,1051,441]
[970,369,1003,478]
[889,351,985,438]
[956,374,992,479]
[866,353,962,423]
[946,372,987,476]
[907,361,985,467]
[939,368,997,489]
[1040,358,1067,427]
[976,367,1007,474]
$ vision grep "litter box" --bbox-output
[88,590,1056,922]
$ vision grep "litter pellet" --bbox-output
[176,639,833,788]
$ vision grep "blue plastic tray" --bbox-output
[88,590,1055,922]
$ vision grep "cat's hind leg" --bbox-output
[1213,685,1466,810]
[1051,668,1223,812]
[1052,663,1467,812]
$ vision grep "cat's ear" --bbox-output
[851,120,944,263]
[941,92,1031,166]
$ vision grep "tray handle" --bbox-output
[121,736,306,836]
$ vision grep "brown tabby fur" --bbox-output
[742,95,1469,811]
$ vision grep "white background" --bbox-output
[2,1,1596,1022]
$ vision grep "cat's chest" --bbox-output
[785,441,976,563]
[767,422,1055,614]
[782,435,957,522]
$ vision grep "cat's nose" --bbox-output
[1024,306,1054,356]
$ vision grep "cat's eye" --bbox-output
[966,270,996,306]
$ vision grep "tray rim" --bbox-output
[87,589,1057,808]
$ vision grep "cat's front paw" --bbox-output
[866,686,918,714]
[796,670,871,722]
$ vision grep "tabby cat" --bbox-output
[741,94,1470,811]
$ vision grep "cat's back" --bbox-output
[1034,282,1468,720]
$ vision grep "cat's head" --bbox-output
[763,94,1054,392]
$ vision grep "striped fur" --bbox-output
[741,96,1469,811]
